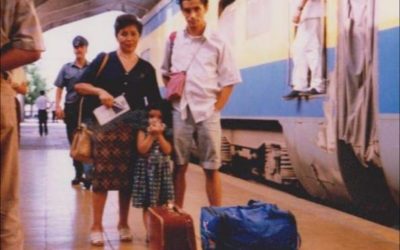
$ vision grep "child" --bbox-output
[131,101,175,236]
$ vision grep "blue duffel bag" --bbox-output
[200,200,300,250]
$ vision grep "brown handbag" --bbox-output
[69,53,109,163]
[70,99,93,163]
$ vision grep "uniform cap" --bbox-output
[72,35,88,47]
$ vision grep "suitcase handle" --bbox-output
[166,202,185,214]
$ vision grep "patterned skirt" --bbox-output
[91,120,135,192]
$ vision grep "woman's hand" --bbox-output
[98,89,114,108]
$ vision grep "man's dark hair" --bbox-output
[177,0,208,8]
[114,14,143,36]
[39,90,45,95]
[218,0,235,17]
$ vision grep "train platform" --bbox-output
[18,122,399,250]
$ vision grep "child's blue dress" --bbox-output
[132,132,175,207]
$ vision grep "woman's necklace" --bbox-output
[118,50,137,60]
[117,50,138,72]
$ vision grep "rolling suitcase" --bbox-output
[147,204,197,250]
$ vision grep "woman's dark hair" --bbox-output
[146,99,172,128]
[177,0,208,8]
[114,14,143,36]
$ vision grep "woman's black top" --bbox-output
[79,51,162,119]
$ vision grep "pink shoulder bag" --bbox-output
[165,32,204,101]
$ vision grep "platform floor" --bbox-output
[17,122,399,250]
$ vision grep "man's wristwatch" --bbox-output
[297,6,304,11]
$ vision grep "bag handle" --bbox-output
[168,31,205,73]
[184,39,205,72]
[77,53,109,127]
[168,31,177,72]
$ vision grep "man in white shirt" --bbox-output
[284,0,324,100]
[35,90,49,136]
[161,0,241,208]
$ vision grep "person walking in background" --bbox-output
[35,90,49,136]
[75,14,162,246]
[54,35,90,186]
[0,0,44,249]
[283,0,324,100]
[131,101,175,238]
[161,0,242,208]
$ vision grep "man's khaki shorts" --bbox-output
[172,109,221,170]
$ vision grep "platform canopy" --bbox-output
[34,0,163,31]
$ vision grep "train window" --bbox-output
[246,0,272,38]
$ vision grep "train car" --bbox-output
[138,0,399,221]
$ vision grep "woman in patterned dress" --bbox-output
[75,14,162,246]
[132,102,175,234]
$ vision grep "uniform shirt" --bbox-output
[53,61,89,104]
[35,95,48,110]
[1,0,45,82]
[292,0,323,21]
[161,26,241,123]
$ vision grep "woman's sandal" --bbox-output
[118,227,133,242]
[90,231,104,246]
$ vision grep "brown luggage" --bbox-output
[147,205,197,250]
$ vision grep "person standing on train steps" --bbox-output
[283,0,324,100]
[1,0,44,249]
[54,35,90,186]
[161,0,242,208]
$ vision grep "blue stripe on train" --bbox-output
[142,2,180,36]
[378,27,400,114]
[222,27,399,118]
[222,59,324,118]
[221,49,336,118]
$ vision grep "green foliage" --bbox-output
[24,64,48,105]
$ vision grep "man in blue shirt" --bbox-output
[54,35,90,186]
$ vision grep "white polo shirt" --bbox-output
[35,95,48,110]
[161,26,242,123]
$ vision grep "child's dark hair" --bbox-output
[146,99,172,128]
